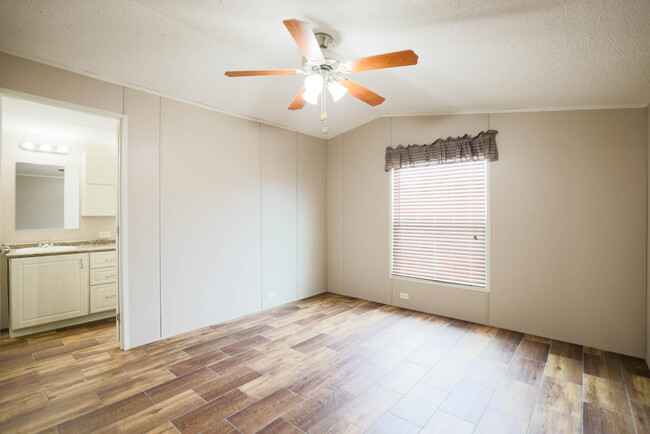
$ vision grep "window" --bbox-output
[391,160,487,288]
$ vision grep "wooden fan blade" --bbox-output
[283,19,325,63]
[288,87,307,110]
[341,50,419,73]
[339,79,385,106]
[225,70,298,77]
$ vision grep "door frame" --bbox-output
[0,88,129,349]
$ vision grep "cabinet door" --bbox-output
[82,184,116,216]
[10,253,90,330]
[84,153,117,185]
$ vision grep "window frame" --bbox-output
[388,160,491,293]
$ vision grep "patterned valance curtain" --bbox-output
[385,130,498,171]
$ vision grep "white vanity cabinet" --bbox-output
[82,153,117,216]
[90,251,117,313]
[9,253,90,330]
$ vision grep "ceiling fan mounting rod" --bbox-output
[314,32,333,49]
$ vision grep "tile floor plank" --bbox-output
[227,388,304,433]
[171,389,253,434]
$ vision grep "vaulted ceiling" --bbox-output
[1,0,648,137]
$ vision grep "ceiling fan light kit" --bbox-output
[225,19,419,121]
[328,80,347,102]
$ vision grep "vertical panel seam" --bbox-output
[390,117,394,306]
[645,105,649,361]
[341,133,345,297]
[158,96,162,338]
[120,86,124,346]
[295,131,299,300]
[259,123,263,310]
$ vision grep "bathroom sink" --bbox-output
[16,245,79,254]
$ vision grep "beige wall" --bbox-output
[0,52,328,347]
[122,88,161,347]
[647,105,650,366]
[328,110,647,357]
[261,124,297,309]
[297,133,327,299]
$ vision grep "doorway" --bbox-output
[0,91,126,348]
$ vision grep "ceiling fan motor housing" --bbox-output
[302,32,341,73]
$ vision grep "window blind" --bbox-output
[391,160,487,287]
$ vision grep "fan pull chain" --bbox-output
[320,76,327,121]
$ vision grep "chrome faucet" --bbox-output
[37,240,53,248]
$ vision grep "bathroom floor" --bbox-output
[1,293,649,433]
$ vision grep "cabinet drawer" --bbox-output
[90,251,116,269]
[90,267,117,285]
[91,283,116,313]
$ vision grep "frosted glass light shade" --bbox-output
[302,90,319,105]
[328,80,348,101]
[304,74,324,93]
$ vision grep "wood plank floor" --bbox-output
[1,293,649,433]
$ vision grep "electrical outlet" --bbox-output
[99,231,111,238]
[399,292,410,300]
[268,292,276,300]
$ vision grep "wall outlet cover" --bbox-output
[400,292,410,300]
[268,292,276,300]
[99,231,111,238]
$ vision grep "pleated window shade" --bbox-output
[391,160,487,287]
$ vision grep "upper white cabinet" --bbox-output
[82,153,117,216]
[10,253,90,330]
[84,154,117,185]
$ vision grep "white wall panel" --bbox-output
[327,135,344,295]
[341,118,392,304]
[261,125,297,308]
[297,133,327,299]
[160,99,261,338]
[489,110,646,356]
[122,88,161,348]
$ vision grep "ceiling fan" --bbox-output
[225,19,419,121]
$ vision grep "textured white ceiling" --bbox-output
[0,0,648,137]
[2,97,119,147]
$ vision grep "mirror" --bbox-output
[15,162,79,230]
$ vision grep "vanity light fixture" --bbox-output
[20,141,70,155]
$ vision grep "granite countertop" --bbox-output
[5,240,116,259]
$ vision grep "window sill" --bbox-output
[390,274,490,293]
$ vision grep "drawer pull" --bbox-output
[104,274,116,279]
[105,295,116,299]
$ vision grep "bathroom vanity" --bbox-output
[6,243,116,337]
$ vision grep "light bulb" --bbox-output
[304,74,324,94]
[57,146,70,154]
[328,80,348,102]
[21,142,35,150]
[302,90,319,105]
